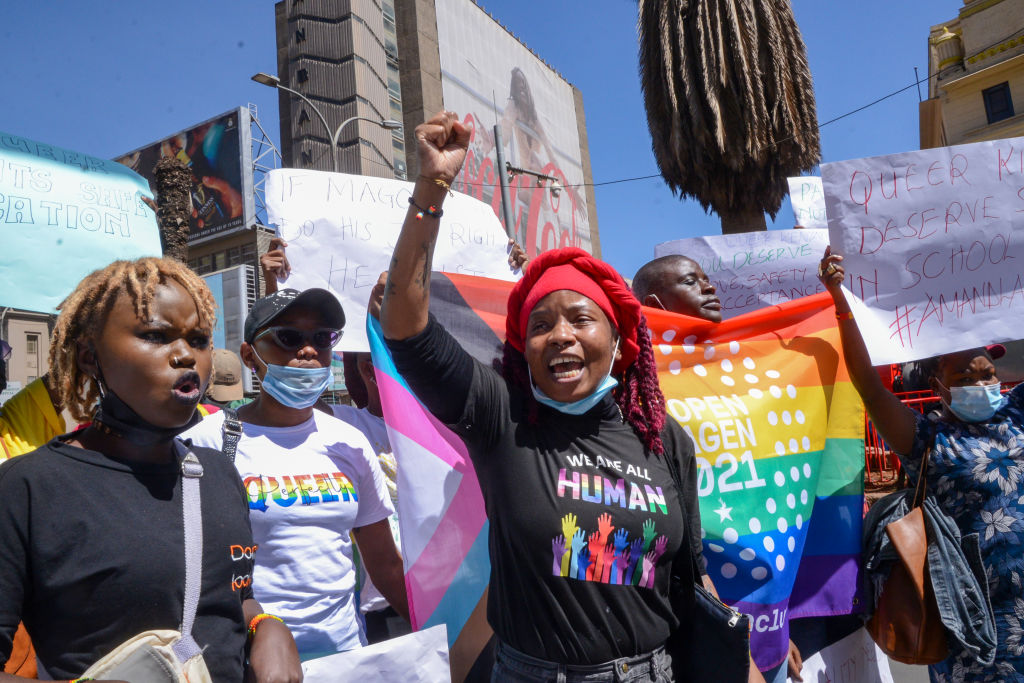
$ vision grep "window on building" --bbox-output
[25,333,40,374]
[241,242,257,264]
[195,254,212,274]
[983,82,1014,124]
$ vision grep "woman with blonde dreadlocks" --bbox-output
[0,258,301,682]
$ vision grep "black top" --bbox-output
[0,437,255,681]
[388,317,703,664]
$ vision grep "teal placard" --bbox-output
[0,131,162,313]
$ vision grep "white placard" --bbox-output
[788,176,828,229]
[787,628,893,683]
[266,169,518,352]
[301,625,450,683]
[823,136,1024,364]
[653,229,829,318]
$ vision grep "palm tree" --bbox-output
[152,157,193,262]
[639,0,820,233]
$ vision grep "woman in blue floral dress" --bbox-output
[819,247,1024,682]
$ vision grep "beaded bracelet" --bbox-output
[408,196,443,220]
[248,612,284,638]
[835,311,855,321]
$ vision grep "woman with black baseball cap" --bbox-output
[185,287,408,660]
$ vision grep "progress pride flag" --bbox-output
[822,136,1024,364]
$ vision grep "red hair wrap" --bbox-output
[506,248,642,374]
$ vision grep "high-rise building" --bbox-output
[274,0,408,179]
[920,0,1024,149]
[274,0,600,257]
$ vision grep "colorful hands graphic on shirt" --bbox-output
[552,513,669,587]
[552,534,566,576]
[624,538,644,585]
[560,514,578,577]
[586,531,603,581]
[576,547,592,581]
[639,551,658,588]
[632,519,659,585]
[561,513,579,541]
[569,528,586,578]
[596,513,615,544]
[611,544,633,585]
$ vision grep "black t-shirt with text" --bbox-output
[0,437,255,681]
[389,318,703,665]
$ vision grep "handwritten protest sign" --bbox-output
[823,136,1024,364]
[788,176,828,229]
[787,628,892,683]
[0,131,162,313]
[654,230,829,318]
[265,169,517,352]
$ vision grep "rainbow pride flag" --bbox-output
[644,293,865,670]
[370,274,864,677]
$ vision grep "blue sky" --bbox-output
[2,0,962,280]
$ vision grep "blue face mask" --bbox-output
[530,339,619,416]
[253,348,332,409]
[942,382,1005,422]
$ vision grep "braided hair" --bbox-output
[49,258,217,423]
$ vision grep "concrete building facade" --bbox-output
[0,309,55,404]
[920,0,1024,148]
[273,0,600,257]
[274,0,408,178]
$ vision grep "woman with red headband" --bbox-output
[381,112,740,682]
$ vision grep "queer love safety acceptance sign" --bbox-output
[822,135,1024,365]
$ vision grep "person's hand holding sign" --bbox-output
[817,246,845,292]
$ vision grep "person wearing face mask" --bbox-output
[183,288,408,660]
[381,112,766,682]
[0,258,302,682]
[819,248,1024,680]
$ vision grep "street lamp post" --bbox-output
[251,72,402,174]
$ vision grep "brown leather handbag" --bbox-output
[867,448,949,664]
[3,623,37,678]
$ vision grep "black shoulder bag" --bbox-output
[663,449,751,682]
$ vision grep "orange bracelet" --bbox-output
[836,311,855,321]
[248,613,283,638]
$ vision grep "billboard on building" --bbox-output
[116,107,255,245]
[434,0,594,257]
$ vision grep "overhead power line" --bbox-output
[306,25,1024,192]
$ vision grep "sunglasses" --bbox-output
[254,326,343,351]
